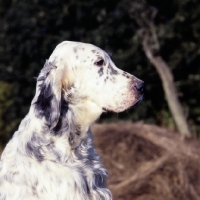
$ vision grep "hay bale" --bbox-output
[92,122,200,200]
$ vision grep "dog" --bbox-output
[0,41,144,200]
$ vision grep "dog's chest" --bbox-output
[0,157,94,200]
[32,160,92,200]
[0,132,110,199]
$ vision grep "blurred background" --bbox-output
[1,0,200,199]
[1,0,200,146]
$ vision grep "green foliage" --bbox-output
[0,0,200,145]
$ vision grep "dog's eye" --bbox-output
[94,59,105,67]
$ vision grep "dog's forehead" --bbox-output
[73,43,105,57]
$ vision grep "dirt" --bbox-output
[92,122,200,200]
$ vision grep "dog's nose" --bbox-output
[135,81,144,93]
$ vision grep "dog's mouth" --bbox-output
[133,94,144,107]
[102,107,112,112]
[102,94,144,113]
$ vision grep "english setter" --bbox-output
[0,41,144,200]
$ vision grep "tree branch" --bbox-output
[142,33,191,137]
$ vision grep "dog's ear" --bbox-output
[32,60,69,129]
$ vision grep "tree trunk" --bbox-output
[142,37,191,137]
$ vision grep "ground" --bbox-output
[92,122,200,200]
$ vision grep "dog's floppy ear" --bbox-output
[32,60,68,129]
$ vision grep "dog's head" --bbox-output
[32,41,144,128]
